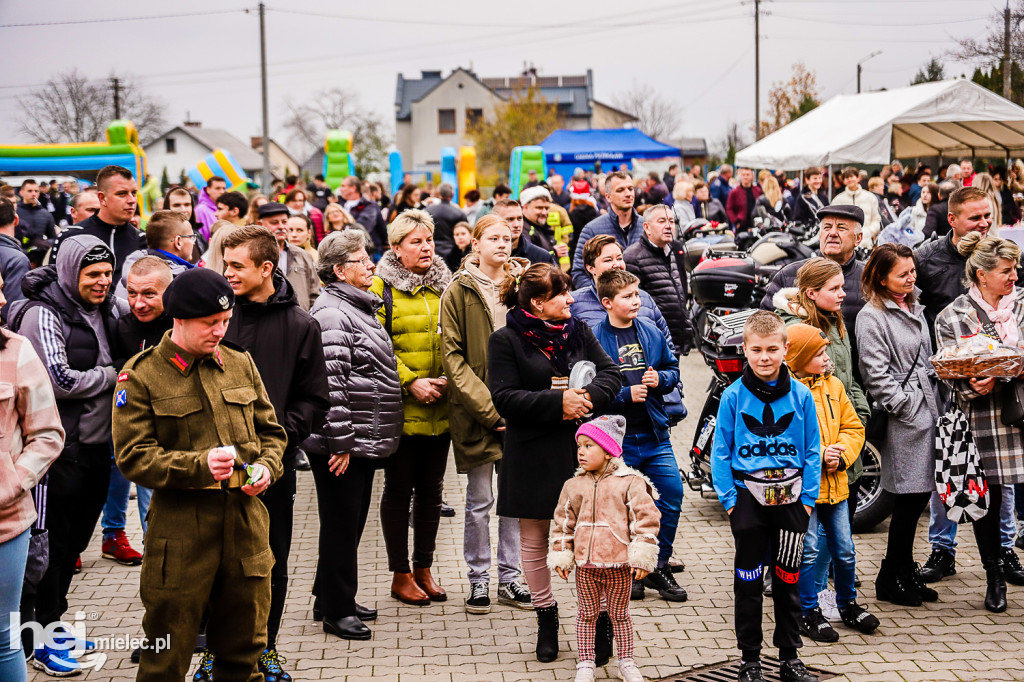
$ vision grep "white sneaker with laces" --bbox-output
[618,658,645,682]
[817,588,840,621]
[574,660,596,681]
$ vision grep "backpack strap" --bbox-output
[382,283,393,336]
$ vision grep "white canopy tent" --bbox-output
[735,80,1024,170]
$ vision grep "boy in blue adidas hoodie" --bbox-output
[710,310,822,682]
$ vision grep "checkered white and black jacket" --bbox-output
[935,289,1024,486]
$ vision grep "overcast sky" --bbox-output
[0,0,1008,160]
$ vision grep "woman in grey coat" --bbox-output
[935,233,1024,613]
[303,230,403,641]
[857,243,941,608]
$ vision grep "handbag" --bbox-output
[663,381,687,426]
[935,398,990,523]
[964,297,1024,428]
[735,468,803,506]
[866,344,921,443]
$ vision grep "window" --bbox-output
[438,109,456,134]
[466,108,483,129]
[165,138,176,153]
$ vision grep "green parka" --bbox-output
[370,250,452,437]
[776,287,869,482]
[440,256,528,472]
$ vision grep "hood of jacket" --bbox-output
[773,287,804,317]
[17,234,114,316]
[375,249,452,294]
[570,457,660,499]
[236,270,298,311]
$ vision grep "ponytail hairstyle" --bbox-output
[499,262,571,311]
[792,257,846,339]
[957,232,1021,288]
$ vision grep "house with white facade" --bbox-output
[144,121,266,184]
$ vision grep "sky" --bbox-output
[0,0,1010,161]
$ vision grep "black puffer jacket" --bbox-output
[623,236,691,353]
[915,232,965,329]
[222,272,329,461]
[303,281,403,460]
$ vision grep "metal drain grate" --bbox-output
[654,656,837,681]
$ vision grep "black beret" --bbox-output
[257,202,289,219]
[162,268,235,319]
[817,204,864,226]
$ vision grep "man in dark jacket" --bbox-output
[710,165,733,204]
[792,167,828,225]
[494,199,555,265]
[16,178,58,266]
[0,198,31,321]
[220,225,329,681]
[339,175,388,252]
[9,236,121,676]
[760,205,867,338]
[571,171,643,288]
[725,167,762,229]
[53,165,145,282]
[425,182,468,259]
[923,181,956,240]
[623,205,691,353]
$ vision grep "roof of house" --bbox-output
[395,68,620,121]
[147,125,266,171]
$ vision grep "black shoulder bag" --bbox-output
[866,346,920,443]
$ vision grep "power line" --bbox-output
[0,8,246,28]
[766,11,987,27]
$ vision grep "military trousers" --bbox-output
[138,488,273,682]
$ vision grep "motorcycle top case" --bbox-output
[691,256,757,309]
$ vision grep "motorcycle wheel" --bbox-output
[852,440,894,533]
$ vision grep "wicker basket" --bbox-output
[930,352,1024,380]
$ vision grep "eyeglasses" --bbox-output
[344,256,373,266]
[176,233,198,241]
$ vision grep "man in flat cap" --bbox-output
[112,267,287,681]
[257,202,319,310]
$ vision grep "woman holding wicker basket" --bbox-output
[934,233,1024,613]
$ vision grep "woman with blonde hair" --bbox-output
[973,172,1003,230]
[754,175,790,222]
[672,180,695,227]
[325,203,375,256]
[246,193,269,224]
[200,220,243,273]
[934,233,1024,613]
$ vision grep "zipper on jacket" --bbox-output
[585,472,601,565]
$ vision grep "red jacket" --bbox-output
[725,184,763,228]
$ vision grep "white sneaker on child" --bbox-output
[817,588,840,621]
[618,658,645,682]
[574,660,596,681]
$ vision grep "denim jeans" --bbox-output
[620,431,683,566]
[463,461,521,585]
[800,502,856,613]
[0,528,29,682]
[101,457,152,540]
[929,484,1017,555]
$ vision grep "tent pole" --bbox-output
[828,164,833,202]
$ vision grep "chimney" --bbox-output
[183,119,202,128]
[251,136,264,149]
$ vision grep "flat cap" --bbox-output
[257,202,289,219]
[817,204,864,226]
[162,268,235,319]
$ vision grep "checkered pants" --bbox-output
[575,565,634,662]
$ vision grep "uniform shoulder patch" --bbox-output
[115,389,128,408]
[117,372,130,383]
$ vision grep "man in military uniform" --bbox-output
[112,267,287,681]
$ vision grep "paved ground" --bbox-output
[32,353,1024,681]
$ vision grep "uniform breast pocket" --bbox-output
[151,395,204,445]
[222,386,258,445]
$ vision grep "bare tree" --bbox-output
[952,0,1024,98]
[281,88,393,176]
[17,69,166,145]
[612,82,682,141]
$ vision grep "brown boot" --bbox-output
[390,572,430,605]
[413,567,447,602]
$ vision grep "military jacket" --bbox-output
[112,332,286,491]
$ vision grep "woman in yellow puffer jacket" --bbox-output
[785,323,877,642]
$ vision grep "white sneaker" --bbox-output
[575,660,596,682]
[618,658,644,682]
[817,588,840,621]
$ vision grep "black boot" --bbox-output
[1002,547,1024,586]
[535,603,559,663]
[916,548,956,582]
[905,561,939,602]
[875,558,922,607]
[984,559,1007,613]
[594,611,613,667]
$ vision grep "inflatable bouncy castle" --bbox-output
[187,148,253,193]
[323,130,354,191]
[457,146,477,206]
[509,145,546,198]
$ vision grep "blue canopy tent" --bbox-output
[539,128,681,179]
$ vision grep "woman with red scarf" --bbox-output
[487,262,621,665]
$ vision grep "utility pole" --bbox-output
[110,77,122,119]
[857,50,882,94]
[754,0,760,140]
[259,2,271,193]
[1004,1,1012,100]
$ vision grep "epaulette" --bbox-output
[121,346,156,370]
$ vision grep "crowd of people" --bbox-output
[0,154,1022,682]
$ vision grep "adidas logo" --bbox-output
[742,404,795,437]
